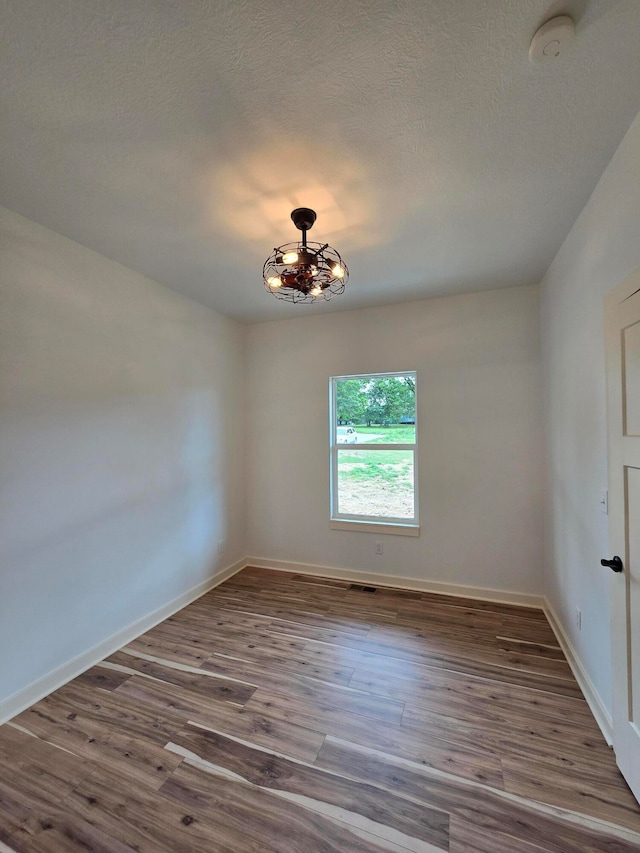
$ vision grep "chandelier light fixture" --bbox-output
[263,208,349,303]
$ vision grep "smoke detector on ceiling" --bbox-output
[529,15,575,64]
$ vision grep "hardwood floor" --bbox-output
[2,566,640,852]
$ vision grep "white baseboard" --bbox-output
[543,597,613,745]
[245,556,545,609]
[0,558,246,725]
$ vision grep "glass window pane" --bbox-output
[337,449,414,519]
[335,375,415,444]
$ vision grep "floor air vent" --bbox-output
[349,584,377,593]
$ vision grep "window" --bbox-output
[330,372,418,534]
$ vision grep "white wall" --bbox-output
[541,111,640,717]
[246,284,543,596]
[0,207,245,708]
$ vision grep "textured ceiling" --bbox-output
[2,0,640,322]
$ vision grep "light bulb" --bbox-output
[282,251,298,264]
[331,263,345,278]
[311,285,322,296]
[267,276,282,288]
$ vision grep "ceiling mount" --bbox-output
[529,15,575,64]
[291,207,317,232]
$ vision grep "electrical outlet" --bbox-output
[576,607,582,631]
[600,490,608,515]
[374,541,383,556]
[217,541,224,555]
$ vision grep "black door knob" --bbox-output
[600,556,624,573]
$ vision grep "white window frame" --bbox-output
[329,371,419,536]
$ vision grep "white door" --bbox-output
[605,269,640,803]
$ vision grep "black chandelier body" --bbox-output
[263,208,349,303]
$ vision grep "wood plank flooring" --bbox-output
[2,567,640,852]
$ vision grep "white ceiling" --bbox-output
[2,1,640,322]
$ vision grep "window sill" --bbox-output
[330,519,420,537]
